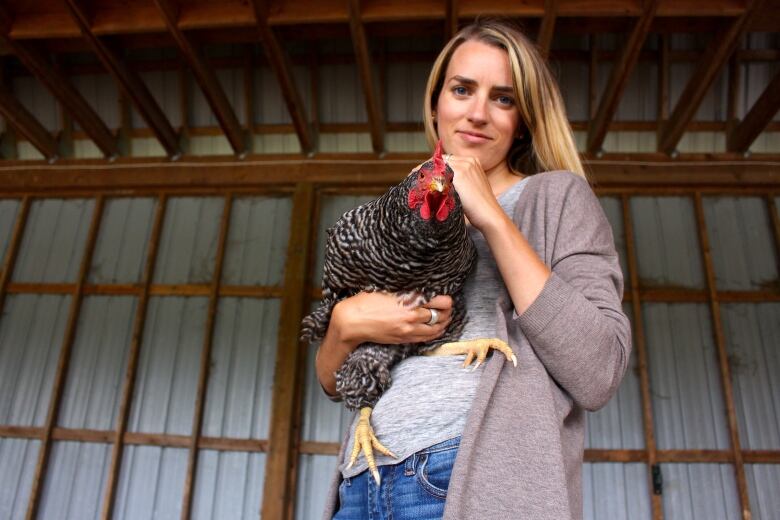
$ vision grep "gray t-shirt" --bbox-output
[340,176,530,478]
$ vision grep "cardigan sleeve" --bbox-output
[513,173,632,411]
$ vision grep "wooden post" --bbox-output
[261,183,315,519]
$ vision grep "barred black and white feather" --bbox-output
[300,152,476,411]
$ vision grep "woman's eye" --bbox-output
[453,86,468,96]
[497,95,515,106]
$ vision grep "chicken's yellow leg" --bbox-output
[424,338,518,370]
[346,407,397,485]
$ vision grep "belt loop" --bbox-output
[404,453,416,476]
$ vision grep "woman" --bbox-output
[316,18,631,520]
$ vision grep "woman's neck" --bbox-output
[484,160,524,198]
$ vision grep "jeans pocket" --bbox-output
[416,444,458,499]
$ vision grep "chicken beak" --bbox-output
[429,178,445,193]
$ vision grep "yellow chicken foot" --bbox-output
[424,338,518,370]
[346,407,397,485]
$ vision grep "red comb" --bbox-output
[433,140,445,174]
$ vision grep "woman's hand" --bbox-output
[334,291,453,347]
[315,291,453,397]
[445,155,506,231]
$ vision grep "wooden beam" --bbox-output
[25,196,105,520]
[658,0,766,155]
[64,0,181,159]
[153,0,247,156]
[693,192,752,519]
[260,183,315,519]
[727,68,780,152]
[0,40,118,158]
[0,85,58,160]
[587,0,660,154]
[250,0,314,155]
[445,0,459,42]
[180,195,232,520]
[538,0,557,59]
[347,0,385,154]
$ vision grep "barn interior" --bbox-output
[0,1,778,519]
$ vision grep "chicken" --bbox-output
[300,141,516,484]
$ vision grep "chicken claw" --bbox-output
[424,338,518,370]
[346,407,397,485]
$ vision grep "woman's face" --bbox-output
[435,39,521,174]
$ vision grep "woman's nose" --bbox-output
[467,95,488,125]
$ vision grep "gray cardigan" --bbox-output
[320,170,632,520]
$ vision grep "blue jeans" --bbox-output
[333,436,460,520]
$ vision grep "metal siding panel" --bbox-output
[301,338,354,443]
[644,303,730,450]
[203,298,279,439]
[295,454,339,520]
[58,296,136,430]
[313,195,378,286]
[89,197,156,284]
[385,132,429,153]
[0,294,71,426]
[586,303,644,450]
[128,296,208,435]
[136,70,182,129]
[192,451,266,520]
[129,137,167,157]
[252,134,302,153]
[669,35,728,122]
[703,197,778,291]
[749,132,780,153]
[114,446,188,520]
[38,441,110,520]
[71,74,120,130]
[13,198,94,283]
[215,68,246,126]
[630,197,705,290]
[746,464,780,520]
[317,133,372,153]
[13,75,58,132]
[189,135,234,155]
[0,438,40,520]
[557,61,589,122]
[677,131,725,153]
[73,140,104,159]
[319,64,366,123]
[385,61,428,123]
[222,196,291,286]
[153,196,224,284]
[721,303,780,450]
[254,66,309,125]
[16,141,46,160]
[660,463,740,520]
[582,463,651,520]
[616,63,657,122]
[742,54,780,123]
[604,131,658,153]
[0,199,20,262]
[599,196,630,291]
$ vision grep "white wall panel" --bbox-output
[660,463,740,520]
[89,197,156,284]
[644,303,729,450]
[58,296,136,430]
[582,463,651,520]
[0,199,20,262]
[319,64,366,123]
[13,198,94,283]
[192,451,266,520]
[153,197,223,284]
[295,454,339,520]
[38,441,110,520]
[128,297,208,435]
[0,294,71,427]
[114,446,188,520]
[0,438,40,520]
[746,464,780,520]
[13,76,58,132]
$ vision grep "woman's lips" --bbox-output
[457,130,491,144]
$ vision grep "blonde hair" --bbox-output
[423,18,586,179]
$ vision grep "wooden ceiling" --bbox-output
[0,0,777,164]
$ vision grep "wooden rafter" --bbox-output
[65,0,180,159]
[0,85,58,160]
[657,0,766,154]
[537,0,557,58]
[0,8,118,158]
[445,0,459,42]
[250,0,314,155]
[587,0,660,154]
[347,0,385,154]
[153,0,246,155]
[727,68,780,152]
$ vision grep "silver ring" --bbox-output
[426,308,439,326]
